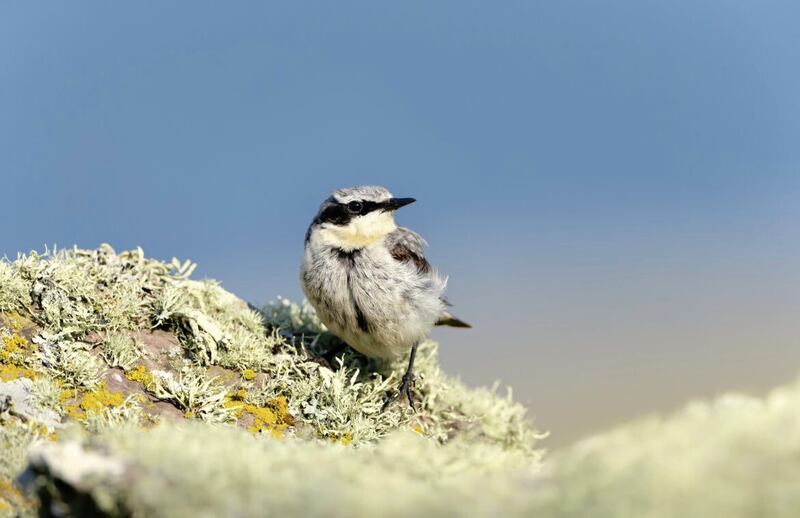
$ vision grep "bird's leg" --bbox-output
[321,341,347,367]
[382,342,419,411]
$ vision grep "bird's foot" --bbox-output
[382,371,416,412]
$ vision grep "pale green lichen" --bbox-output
[9,245,194,339]
[0,422,36,482]
[0,246,543,516]
[23,423,539,518]
[5,244,800,516]
[0,421,37,517]
[101,334,141,371]
[20,376,800,517]
[526,376,800,516]
[38,338,102,390]
[263,296,327,336]
[3,246,537,453]
[28,377,63,413]
[81,396,144,433]
[0,261,32,313]
[150,367,231,422]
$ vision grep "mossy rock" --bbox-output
[4,246,799,517]
[0,246,540,516]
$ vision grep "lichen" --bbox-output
[2,246,540,451]
[1,334,29,364]
[0,478,34,517]
[0,364,37,382]
[0,328,39,382]
[101,334,141,371]
[125,365,154,389]
[150,367,230,422]
[78,384,126,413]
[54,382,129,425]
[0,246,543,516]
[0,262,32,313]
[0,421,37,518]
[225,392,295,437]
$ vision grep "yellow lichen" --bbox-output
[2,311,28,334]
[0,363,37,381]
[65,404,84,420]
[224,395,294,437]
[184,410,196,418]
[0,478,33,513]
[340,433,353,445]
[270,396,294,425]
[242,368,257,381]
[125,365,154,389]
[79,383,126,413]
[59,387,77,403]
[0,334,28,362]
[0,330,38,380]
[60,383,126,422]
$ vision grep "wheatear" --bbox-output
[301,186,469,409]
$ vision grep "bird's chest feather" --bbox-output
[302,244,403,326]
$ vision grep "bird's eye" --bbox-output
[347,201,363,214]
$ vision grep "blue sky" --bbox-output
[2,1,799,444]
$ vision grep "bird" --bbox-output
[300,185,470,410]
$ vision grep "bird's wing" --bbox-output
[387,227,472,328]
[386,227,432,275]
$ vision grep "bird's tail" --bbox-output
[435,310,471,328]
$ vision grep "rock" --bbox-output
[0,379,61,429]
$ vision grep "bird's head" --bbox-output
[307,186,415,251]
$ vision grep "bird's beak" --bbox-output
[385,197,416,210]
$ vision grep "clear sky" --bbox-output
[2,1,799,445]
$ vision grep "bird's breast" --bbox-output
[301,243,444,358]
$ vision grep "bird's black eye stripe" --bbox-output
[314,199,388,227]
[316,203,350,226]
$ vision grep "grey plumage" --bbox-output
[300,186,470,407]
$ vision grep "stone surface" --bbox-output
[0,379,60,429]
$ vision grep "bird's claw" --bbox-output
[382,372,416,412]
